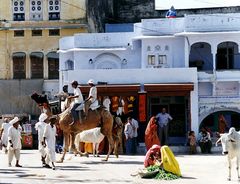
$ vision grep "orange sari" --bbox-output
[145,117,160,151]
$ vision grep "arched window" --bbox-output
[12,52,26,79]
[47,52,59,79]
[189,42,212,71]
[65,59,74,70]
[30,52,44,79]
[216,42,239,70]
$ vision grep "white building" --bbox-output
[59,13,240,144]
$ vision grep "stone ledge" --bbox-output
[136,143,222,155]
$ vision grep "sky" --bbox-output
[155,0,240,10]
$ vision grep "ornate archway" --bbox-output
[93,53,122,69]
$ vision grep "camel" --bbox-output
[31,92,115,162]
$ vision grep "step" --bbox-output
[136,143,223,155]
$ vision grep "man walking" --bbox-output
[0,118,10,154]
[35,113,48,167]
[7,117,22,167]
[43,118,57,170]
[156,108,173,145]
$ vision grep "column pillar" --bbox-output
[184,37,190,67]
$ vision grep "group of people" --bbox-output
[143,107,219,155]
[0,113,57,169]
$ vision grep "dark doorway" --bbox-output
[216,47,234,69]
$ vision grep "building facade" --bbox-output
[0,0,87,115]
[59,13,240,144]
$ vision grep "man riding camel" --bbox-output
[84,79,98,119]
[69,80,84,125]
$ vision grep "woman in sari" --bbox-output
[145,117,160,151]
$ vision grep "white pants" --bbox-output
[38,142,46,157]
[45,149,56,165]
[8,149,20,164]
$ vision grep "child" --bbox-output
[188,131,197,154]
[43,117,57,170]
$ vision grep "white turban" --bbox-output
[39,113,48,122]
[87,79,94,84]
[9,117,19,125]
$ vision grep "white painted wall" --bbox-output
[74,32,137,48]
[65,68,197,87]
[43,80,59,100]
[198,82,212,96]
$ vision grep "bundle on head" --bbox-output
[31,92,49,106]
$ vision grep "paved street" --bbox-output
[0,150,237,184]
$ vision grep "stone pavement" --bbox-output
[0,149,237,184]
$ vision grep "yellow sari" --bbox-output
[161,145,181,176]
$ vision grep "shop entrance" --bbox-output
[148,96,188,145]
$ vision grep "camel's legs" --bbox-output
[103,134,114,161]
[58,132,69,163]
[113,138,119,158]
[70,132,77,155]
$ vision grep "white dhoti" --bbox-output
[90,100,99,110]
[8,148,20,164]
[1,134,8,148]
[43,124,56,164]
[38,141,46,157]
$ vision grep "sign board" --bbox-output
[138,93,147,122]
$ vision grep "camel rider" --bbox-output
[68,80,84,125]
[84,79,98,118]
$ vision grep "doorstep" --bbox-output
[137,143,222,155]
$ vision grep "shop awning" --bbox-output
[144,83,194,96]
[79,84,140,96]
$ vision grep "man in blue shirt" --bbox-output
[156,108,173,145]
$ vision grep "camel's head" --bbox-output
[31,92,49,106]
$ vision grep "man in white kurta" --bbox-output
[35,113,48,166]
[103,96,111,111]
[85,79,98,118]
[7,117,22,167]
[43,120,56,170]
[0,118,11,153]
